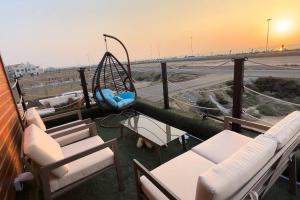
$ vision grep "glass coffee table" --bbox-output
[120,114,187,163]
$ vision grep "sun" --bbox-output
[276,19,292,33]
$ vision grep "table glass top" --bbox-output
[121,114,186,146]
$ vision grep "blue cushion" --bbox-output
[119,91,136,99]
[113,96,123,102]
[96,89,118,108]
[96,89,135,109]
[116,97,135,108]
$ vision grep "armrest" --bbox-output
[46,118,92,134]
[224,116,271,133]
[133,159,179,200]
[49,122,97,139]
[40,138,117,174]
[42,110,82,122]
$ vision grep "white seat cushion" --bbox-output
[192,130,252,163]
[23,124,69,178]
[265,111,300,149]
[140,151,215,200]
[49,136,114,192]
[25,107,46,131]
[196,134,277,200]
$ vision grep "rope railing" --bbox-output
[244,86,300,107]
[167,60,232,73]
[246,60,300,70]
[11,79,18,89]
[18,96,23,104]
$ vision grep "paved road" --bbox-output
[136,69,300,101]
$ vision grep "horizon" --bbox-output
[1,0,300,67]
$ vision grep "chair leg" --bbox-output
[288,155,297,195]
[115,163,124,191]
[133,161,143,200]
[113,143,124,191]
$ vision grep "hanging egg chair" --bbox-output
[92,34,137,111]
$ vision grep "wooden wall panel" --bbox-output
[0,56,23,200]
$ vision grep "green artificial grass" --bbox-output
[56,117,199,200]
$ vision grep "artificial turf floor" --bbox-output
[55,117,300,200]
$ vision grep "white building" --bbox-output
[6,62,41,78]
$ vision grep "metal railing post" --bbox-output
[78,67,91,109]
[161,62,170,109]
[232,58,246,132]
[15,77,27,111]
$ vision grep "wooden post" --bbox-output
[78,68,91,109]
[127,63,134,91]
[161,62,169,109]
[288,154,297,195]
[15,77,27,111]
[231,58,245,132]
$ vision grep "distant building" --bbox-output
[5,62,42,78]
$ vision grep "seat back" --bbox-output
[196,111,300,200]
[25,107,47,131]
[265,111,300,149]
[195,134,277,200]
[23,124,69,178]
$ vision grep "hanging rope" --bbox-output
[104,35,108,51]
[244,86,300,107]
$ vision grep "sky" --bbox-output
[0,0,300,67]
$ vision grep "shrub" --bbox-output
[246,108,261,118]
[225,89,233,97]
[132,72,161,82]
[254,77,300,98]
[257,104,275,116]
[196,99,221,116]
[215,93,229,105]
[225,80,234,86]
[242,93,259,108]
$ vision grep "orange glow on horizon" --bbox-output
[1,0,300,66]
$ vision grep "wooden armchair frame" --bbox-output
[133,117,299,200]
[22,123,124,200]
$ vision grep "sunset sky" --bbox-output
[1,0,300,67]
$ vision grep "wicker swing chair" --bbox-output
[92,34,136,111]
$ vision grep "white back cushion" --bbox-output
[265,111,300,149]
[195,134,277,200]
[23,124,69,178]
[25,107,46,131]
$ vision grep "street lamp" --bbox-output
[265,18,272,52]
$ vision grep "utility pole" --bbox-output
[190,36,194,56]
[266,18,272,52]
[157,45,161,60]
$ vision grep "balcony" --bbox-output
[21,99,299,200]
